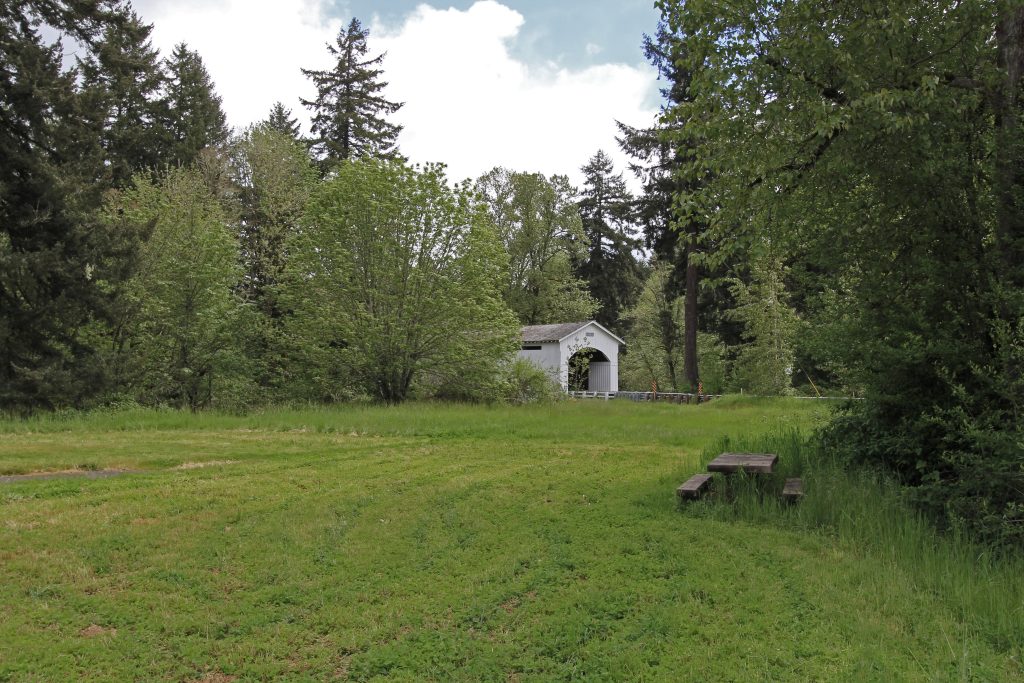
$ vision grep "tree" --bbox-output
[0,1,137,410]
[727,245,799,395]
[301,18,403,168]
[77,8,168,188]
[231,125,315,315]
[661,0,1024,543]
[574,150,642,331]
[229,124,316,393]
[110,168,246,410]
[475,168,598,324]
[285,159,519,403]
[263,101,302,141]
[617,18,719,392]
[164,43,229,168]
[619,261,727,393]
[620,262,685,392]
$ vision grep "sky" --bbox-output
[129,0,665,186]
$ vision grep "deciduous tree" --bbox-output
[660,0,1024,543]
[286,160,518,403]
[475,168,597,324]
[112,168,246,410]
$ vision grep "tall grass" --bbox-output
[684,429,1024,656]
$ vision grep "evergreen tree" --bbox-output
[164,43,229,168]
[617,19,721,391]
[78,9,168,188]
[616,22,690,266]
[263,101,302,141]
[574,150,641,331]
[301,18,403,167]
[0,1,136,410]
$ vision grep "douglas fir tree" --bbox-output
[301,18,403,169]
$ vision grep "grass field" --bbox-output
[1,399,1021,682]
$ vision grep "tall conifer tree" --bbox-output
[0,1,134,409]
[263,101,302,141]
[574,151,641,330]
[164,43,229,168]
[78,9,168,187]
[301,18,403,168]
[617,19,720,391]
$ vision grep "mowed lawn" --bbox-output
[0,400,1019,682]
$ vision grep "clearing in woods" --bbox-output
[0,399,1020,681]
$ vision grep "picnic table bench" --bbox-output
[706,452,778,474]
[677,452,803,503]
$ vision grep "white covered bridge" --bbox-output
[518,320,623,393]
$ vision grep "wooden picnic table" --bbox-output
[706,452,778,474]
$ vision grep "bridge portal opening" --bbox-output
[568,348,613,392]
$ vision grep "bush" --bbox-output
[496,358,563,405]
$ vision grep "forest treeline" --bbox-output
[2,1,1022,544]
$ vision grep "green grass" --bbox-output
[0,399,1020,681]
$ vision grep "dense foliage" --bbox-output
[573,151,642,332]
[657,0,1024,543]
[286,160,519,403]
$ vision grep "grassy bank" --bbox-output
[685,429,1024,663]
[1,399,1020,681]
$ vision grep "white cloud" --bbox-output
[136,0,659,188]
[373,1,659,185]
[141,0,341,132]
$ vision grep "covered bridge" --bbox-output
[518,321,623,393]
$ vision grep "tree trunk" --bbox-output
[683,230,700,391]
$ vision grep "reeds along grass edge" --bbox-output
[681,428,1024,655]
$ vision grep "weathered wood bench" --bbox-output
[782,478,804,502]
[706,453,778,474]
[677,473,714,500]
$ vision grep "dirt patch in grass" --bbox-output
[79,624,116,638]
[0,469,137,484]
[173,460,239,470]
[189,673,237,683]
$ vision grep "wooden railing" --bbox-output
[567,391,721,403]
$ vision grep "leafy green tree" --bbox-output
[286,159,519,403]
[727,246,799,395]
[0,1,138,410]
[476,168,598,324]
[301,18,403,168]
[164,43,229,168]
[111,168,246,410]
[229,125,316,393]
[620,262,684,392]
[574,150,642,331]
[661,0,1024,543]
[620,261,726,393]
[78,8,168,188]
